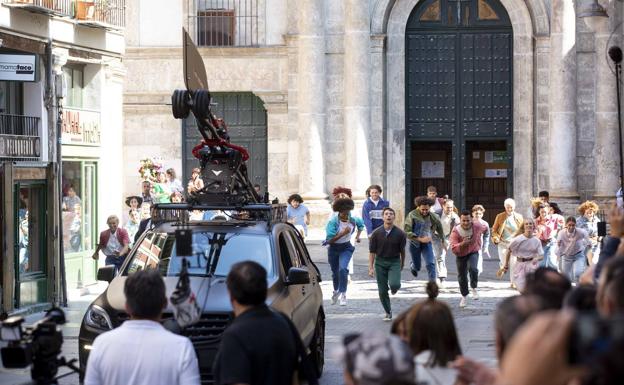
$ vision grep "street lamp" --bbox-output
[578,0,608,31]
[608,46,624,195]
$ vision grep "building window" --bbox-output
[0,81,23,115]
[16,184,46,276]
[189,0,259,46]
[63,66,84,108]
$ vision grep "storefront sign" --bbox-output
[0,54,37,82]
[61,108,101,146]
[0,134,40,158]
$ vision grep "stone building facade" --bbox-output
[124,0,622,226]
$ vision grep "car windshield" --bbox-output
[125,231,274,277]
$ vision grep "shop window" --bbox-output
[16,184,46,275]
[62,161,97,255]
[63,66,84,108]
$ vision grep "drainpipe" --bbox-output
[46,40,66,307]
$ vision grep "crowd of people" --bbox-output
[315,184,607,316]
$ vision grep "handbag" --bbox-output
[170,257,201,328]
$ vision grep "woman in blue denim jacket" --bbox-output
[325,197,364,306]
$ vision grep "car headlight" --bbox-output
[85,305,112,330]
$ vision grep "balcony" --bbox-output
[1,0,73,17]
[187,0,259,47]
[0,114,41,161]
[74,0,126,30]
[1,0,125,30]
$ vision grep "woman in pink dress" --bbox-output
[501,218,544,291]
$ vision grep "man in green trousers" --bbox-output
[368,207,407,321]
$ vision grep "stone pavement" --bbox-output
[0,237,514,385]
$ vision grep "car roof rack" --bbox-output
[153,203,287,227]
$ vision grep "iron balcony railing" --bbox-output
[187,0,260,47]
[0,114,41,160]
[1,0,73,17]
[74,0,126,28]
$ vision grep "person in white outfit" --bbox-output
[85,270,200,385]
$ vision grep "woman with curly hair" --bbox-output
[501,218,544,291]
[576,200,601,265]
[325,197,364,306]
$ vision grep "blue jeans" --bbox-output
[560,251,586,283]
[540,239,557,269]
[409,241,437,281]
[328,242,354,293]
[105,254,126,274]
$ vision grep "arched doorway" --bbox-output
[405,0,512,223]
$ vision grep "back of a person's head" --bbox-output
[598,256,624,316]
[124,269,167,319]
[564,285,597,312]
[523,267,571,309]
[495,295,544,358]
[343,332,415,385]
[406,282,462,366]
[226,261,267,306]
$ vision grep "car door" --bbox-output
[276,228,308,336]
[285,229,319,344]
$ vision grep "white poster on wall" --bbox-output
[422,161,445,178]
[0,54,37,82]
[485,169,507,178]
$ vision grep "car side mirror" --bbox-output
[286,267,310,285]
[97,266,115,283]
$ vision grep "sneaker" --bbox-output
[391,288,398,295]
[383,312,393,322]
[331,291,340,305]
[438,278,446,288]
[459,296,468,308]
[410,263,419,278]
[471,288,479,300]
[339,293,347,306]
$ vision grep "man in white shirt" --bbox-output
[84,270,200,385]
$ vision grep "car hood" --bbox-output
[106,276,233,313]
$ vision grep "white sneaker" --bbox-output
[339,293,347,306]
[383,312,393,322]
[438,278,446,288]
[471,288,479,300]
[459,296,467,308]
[331,291,340,305]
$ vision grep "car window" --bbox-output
[285,231,306,266]
[278,233,298,270]
[125,231,274,277]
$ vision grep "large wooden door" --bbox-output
[406,0,513,211]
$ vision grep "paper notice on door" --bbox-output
[422,161,445,178]
[484,151,494,163]
[472,151,480,159]
[485,169,507,178]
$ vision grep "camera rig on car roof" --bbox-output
[170,28,263,207]
[165,29,285,224]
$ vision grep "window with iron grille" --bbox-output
[189,0,259,47]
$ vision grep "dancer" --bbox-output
[404,196,445,282]
[576,200,601,265]
[362,184,390,235]
[501,218,544,291]
[556,216,590,283]
[435,199,460,286]
[492,198,523,288]
[472,204,491,275]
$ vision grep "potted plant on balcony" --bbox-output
[75,0,95,20]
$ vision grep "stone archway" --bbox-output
[370,0,544,220]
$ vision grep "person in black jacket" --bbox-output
[213,261,317,385]
[134,205,159,243]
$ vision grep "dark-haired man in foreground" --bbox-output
[213,261,317,385]
[85,270,200,385]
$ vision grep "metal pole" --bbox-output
[616,61,624,193]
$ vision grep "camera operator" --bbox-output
[84,270,200,385]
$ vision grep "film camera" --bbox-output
[1,308,80,385]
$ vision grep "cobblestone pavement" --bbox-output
[1,238,515,385]
[307,239,515,384]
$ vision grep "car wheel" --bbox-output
[309,311,325,378]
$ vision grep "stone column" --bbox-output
[343,0,371,198]
[592,13,620,199]
[370,34,386,188]
[297,0,326,199]
[548,0,578,199]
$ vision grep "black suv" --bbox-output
[78,207,325,383]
